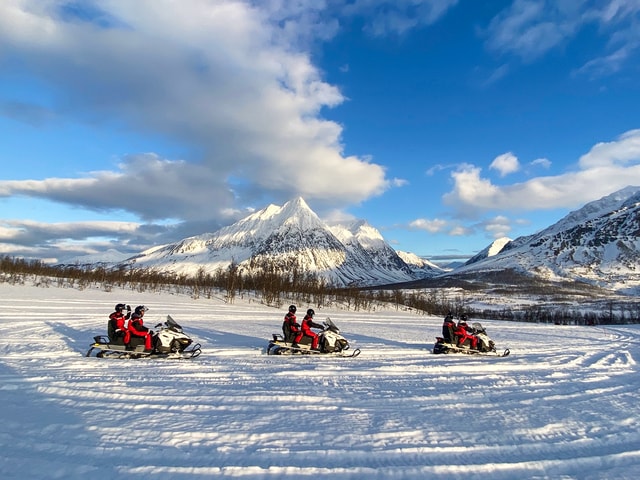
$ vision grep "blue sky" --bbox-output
[1,0,640,265]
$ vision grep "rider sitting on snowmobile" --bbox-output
[293,308,324,350]
[107,303,131,345]
[455,315,478,350]
[127,305,153,351]
[282,305,300,344]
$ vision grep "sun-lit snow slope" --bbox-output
[1,282,640,479]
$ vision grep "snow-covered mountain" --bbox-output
[396,250,446,276]
[464,237,512,266]
[122,197,436,287]
[60,248,132,266]
[454,186,640,293]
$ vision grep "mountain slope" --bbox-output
[454,186,640,293]
[464,237,512,266]
[123,197,434,287]
[396,250,446,276]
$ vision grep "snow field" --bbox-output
[1,283,640,479]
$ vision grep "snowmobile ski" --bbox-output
[267,340,361,357]
[432,341,510,357]
[86,336,202,359]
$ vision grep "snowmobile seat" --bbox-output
[127,335,147,350]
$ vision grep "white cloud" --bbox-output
[0,218,150,261]
[443,129,640,215]
[530,157,552,169]
[485,0,640,74]
[391,177,409,187]
[485,0,574,61]
[482,215,512,238]
[448,225,471,236]
[490,152,520,177]
[578,129,640,168]
[0,0,392,220]
[342,0,460,36]
[409,218,449,233]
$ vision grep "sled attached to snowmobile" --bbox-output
[433,321,510,357]
[86,315,202,359]
[267,317,360,357]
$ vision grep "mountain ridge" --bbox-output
[120,197,438,287]
[62,187,640,293]
[452,185,640,293]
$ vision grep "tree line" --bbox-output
[1,255,639,324]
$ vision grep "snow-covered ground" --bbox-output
[1,282,640,480]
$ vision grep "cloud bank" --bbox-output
[0,0,394,221]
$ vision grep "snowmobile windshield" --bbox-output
[324,317,339,332]
[471,322,484,332]
[166,315,182,330]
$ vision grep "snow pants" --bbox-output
[457,331,478,349]
[130,332,152,350]
[295,330,319,349]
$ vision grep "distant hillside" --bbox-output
[451,186,640,294]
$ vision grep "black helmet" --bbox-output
[288,305,296,313]
[460,314,468,321]
[134,305,148,315]
[115,303,126,312]
[307,308,315,317]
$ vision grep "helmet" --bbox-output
[307,308,315,317]
[115,303,126,312]
[460,314,468,321]
[288,305,296,313]
[134,305,148,315]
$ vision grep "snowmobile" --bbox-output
[267,317,360,357]
[433,321,510,357]
[86,315,202,359]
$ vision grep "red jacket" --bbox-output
[283,312,300,334]
[301,315,323,335]
[128,313,150,337]
[109,312,127,332]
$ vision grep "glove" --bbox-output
[126,305,131,311]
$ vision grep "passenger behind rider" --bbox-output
[108,303,131,345]
[442,311,456,343]
[455,314,478,350]
[127,305,153,351]
[282,305,300,344]
[293,308,324,350]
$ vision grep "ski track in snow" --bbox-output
[1,284,640,479]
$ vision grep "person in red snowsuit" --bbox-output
[455,315,478,349]
[108,303,131,345]
[282,305,300,344]
[294,308,324,350]
[127,305,153,351]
